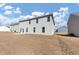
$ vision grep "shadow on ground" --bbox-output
[56,33,79,38]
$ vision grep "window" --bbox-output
[26,27,28,32]
[56,30,58,32]
[22,28,24,33]
[29,20,31,24]
[42,27,45,33]
[47,16,50,22]
[14,30,16,32]
[36,18,38,23]
[33,27,36,32]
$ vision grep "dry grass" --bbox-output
[0,32,78,55]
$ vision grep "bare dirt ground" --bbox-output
[0,32,79,55]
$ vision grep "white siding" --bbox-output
[10,24,19,33]
[19,15,55,35]
[15,24,19,33]
[10,25,16,32]
[19,21,29,34]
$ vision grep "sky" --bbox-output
[0,3,79,29]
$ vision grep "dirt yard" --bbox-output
[0,32,79,55]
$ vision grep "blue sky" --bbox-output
[4,4,78,13]
[0,3,79,26]
[4,3,79,15]
[1,3,79,17]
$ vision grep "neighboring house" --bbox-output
[68,14,79,36]
[56,25,68,33]
[19,14,55,35]
[10,22,19,33]
[0,26,10,32]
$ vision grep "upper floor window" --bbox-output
[47,16,50,22]
[29,20,31,24]
[36,18,38,23]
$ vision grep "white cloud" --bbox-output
[32,12,45,17]
[59,7,69,12]
[18,11,50,21]
[17,15,24,20]
[45,12,50,15]
[53,7,69,30]
[4,7,22,15]
[0,14,10,25]
[20,11,49,20]
[7,15,26,25]
[53,12,61,17]
[4,5,13,10]
[0,14,9,20]
[23,15,33,19]
[0,11,50,26]
[0,6,22,25]
[59,7,69,17]
[12,12,45,23]
[4,10,13,15]
[0,3,6,7]
[1,15,25,26]
[3,10,49,25]
[13,15,26,22]
[14,7,21,14]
